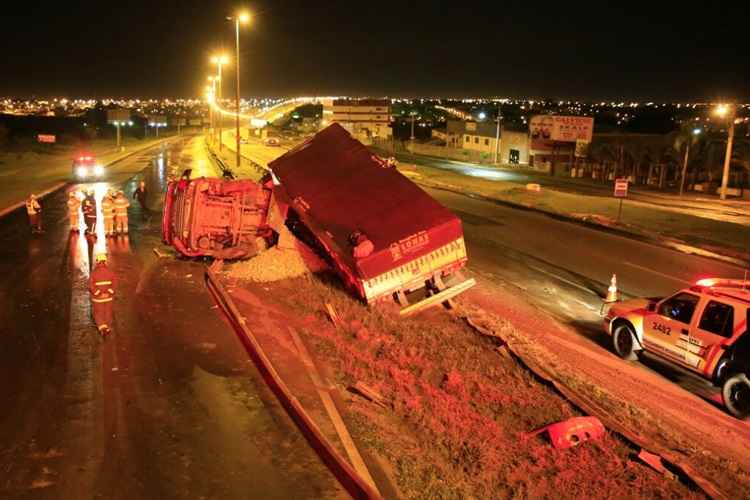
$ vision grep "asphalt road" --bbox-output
[391,150,750,225]
[424,185,747,399]
[0,137,340,499]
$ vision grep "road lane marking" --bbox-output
[572,297,599,312]
[527,264,599,296]
[622,261,691,285]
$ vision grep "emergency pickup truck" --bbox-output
[268,123,475,315]
[604,278,750,419]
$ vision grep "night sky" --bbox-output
[2,1,748,101]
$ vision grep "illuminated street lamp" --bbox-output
[714,104,736,200]
[211,54,229,150]
[111,120,133,148]
[227,11,251,169]
[148,120,167,137]
[679,127,702,196]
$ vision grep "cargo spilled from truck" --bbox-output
[163,124,475,312]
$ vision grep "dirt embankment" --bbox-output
[224,271,701,499]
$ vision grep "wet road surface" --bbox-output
[392,151,750,224]
[425,185,747,403]
[0,137,341,499]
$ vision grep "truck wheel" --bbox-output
[613,323,638,361]
[722,373,750,420]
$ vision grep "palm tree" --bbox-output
[588,139,619,182]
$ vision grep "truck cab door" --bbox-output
[643,292,700,364]
[691,299,737,378]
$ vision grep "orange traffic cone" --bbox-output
[604,274,619,303]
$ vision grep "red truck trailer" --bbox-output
[268,123,475,313]
[162,176,272,259]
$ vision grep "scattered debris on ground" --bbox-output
[223,239,328,282]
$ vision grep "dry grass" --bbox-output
[254,273,701,499]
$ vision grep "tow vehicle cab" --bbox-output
[604,278,750,418]
[72,155,105,180]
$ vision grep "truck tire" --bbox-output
[722,373,750,420]
[613,323,639,361]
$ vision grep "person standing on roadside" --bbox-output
[67,191,81,231]
[113,191,130,234]
[101,191,116,237]
[82,190,97,235]
[90,253,115,337]
[25,194,42,233]
[133,180,147,212]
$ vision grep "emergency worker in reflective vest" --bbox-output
[82,190,97,235]
[101,191,115,236]
[90,253,115,336]
[67,191,81,231]
[26,194,42,233]
[113,191,130,234]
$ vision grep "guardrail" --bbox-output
[205,136,269,179]
[204,137,236,179]
[204,262,382,500]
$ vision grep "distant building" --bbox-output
[462,120,498,154]
[445,119,529,164]
[499,129,529,165]
[322,98,391,140]
[445,119,466,148]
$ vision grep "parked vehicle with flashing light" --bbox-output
[604,278,750,419]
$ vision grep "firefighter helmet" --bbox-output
[95,253,108,263]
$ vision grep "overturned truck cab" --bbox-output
[162,176,272,260]
[268,123,476,315]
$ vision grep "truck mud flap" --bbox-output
[399,278,476,317]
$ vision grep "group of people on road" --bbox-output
[26,179,149,338]
[65,189,131,236]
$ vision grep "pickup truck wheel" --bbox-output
[613,323,638,361]
[722,373,750,420]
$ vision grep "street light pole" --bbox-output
[226,12,249,170]
[680,129,701,196]
[234,17,241,170]
[493,102,501,164]
[207,77,215,142]
[217,62,223,150]
[714,103,737,200]
[720,119,736,200]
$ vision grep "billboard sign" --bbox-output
[107,108,131,124]
[551,115,594,143]
[37,134,56,143]
[530,115,594,151]
[529,115,554,151]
